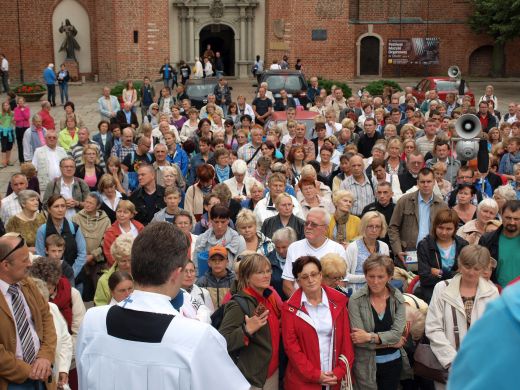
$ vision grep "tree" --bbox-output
[469,0,520,77]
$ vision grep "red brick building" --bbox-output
[1,0,518,83]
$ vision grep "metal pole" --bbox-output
[16,0,24,82]
[398,0,402,77]
[425,0,429,77]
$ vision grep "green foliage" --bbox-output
[363,80,403,97]
[313,78,352,98]
[469,0,520,43]
[13,82,46,94]
[110,81,143,98]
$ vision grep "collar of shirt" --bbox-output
[60,177,74,189]
[418,193,433,205]
[119,289,179,316]
[301,288,329,309]
[0,278,15,298]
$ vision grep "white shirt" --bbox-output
[325,122,342,137]
[46,147,61,183]
[119,222,139,238]
[302,289,333,372]
[253,193,305,229]
[60,178,76,220]
[270,63,282,70]
[0,279,41,361]
[282,238,347,281]
[101,191,123,212]
[0,192,22,224]
[1,58,8,72]
[76,289,250,390]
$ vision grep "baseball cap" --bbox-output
[209,245,227,259]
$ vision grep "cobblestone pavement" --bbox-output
[1,77,519,196]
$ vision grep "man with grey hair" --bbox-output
[37,101,55,131]
[111,127,137,161]
[98,86,120,122]
[0,174,28,223]
[22,114,47,162]
[199,94,224,118]
[281,207,347,297]
[70,127,105,169]
[268,226,298,300]
[32,130,68,192]
[116,102,139,129]
[122,136,154,173]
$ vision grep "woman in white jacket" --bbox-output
[345,211,389,292]
[425,244,499,390]
[181,260,214,323]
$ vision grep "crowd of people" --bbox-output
[0,70,519,390]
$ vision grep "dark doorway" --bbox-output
[360,36,380,75]
[199,24,235,76]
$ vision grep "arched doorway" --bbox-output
[199,24,235,76]
[359,36,380,75]
[469,45,493,76]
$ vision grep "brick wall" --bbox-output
[468,45,493,77]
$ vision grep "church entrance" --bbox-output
[199,25,235,76]
[359,36,381,76]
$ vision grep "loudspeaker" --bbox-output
[448,66,461,79]
[455,114,482,139]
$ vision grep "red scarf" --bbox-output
[243,286,281,378]
[51,276,73,332]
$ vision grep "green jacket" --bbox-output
[218,291,273,388]
[348,284,411,390]
[93,263,117,306]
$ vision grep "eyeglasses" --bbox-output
[324,275,343,282]
[298,271,321,282]
[304,221,326,228]
[367,225,382,230]
[1,235,26,261]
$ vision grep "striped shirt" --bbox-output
[339,174,375,216]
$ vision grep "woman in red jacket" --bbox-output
[282,256,354,390]
[102,200,144,266]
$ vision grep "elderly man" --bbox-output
[151,120,181,145]
[32,130,68,192]
[389,168,448,269]
[129,165,166,225]
[37,101,55,131]
[0,233,57,389]
[70,127,105,168]
[98,86,120,122]
[122,136,154,173]
[237,126,264,175]
[307,76,322,106]
[116,102,139,129]
[152,143,172,186]
[111,127,137,161]
[426,138,461,185]
[281,208,347,297]
[199,94,224,118]
[22,115,47,162]
[252,87,273,126]
[416,118,438,157]
[42,157,90,219]
[327,87,347,121]
[392,151,425,200]
[340,154,375,216]
[0,174,28,223]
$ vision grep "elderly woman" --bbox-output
[299,178,335,219]
[283,256,354,389]
[296,164,332,203]
[75,144,105,191]
[108,271,134,305]
[35,195,87,283]
[386,138,405,176]
[321,252,349,295]
[5,189,46,252]
[266,226,297,301]
[236,209,275,256]
[418,209,469,303]
[95,233,135,306]
[493,184,517,215]
[185,163,215,221]
[72,193,111,300]
[457,198,499,244]
[402,139,417,162]
[241,179,265,211]
[102,200,144,266]
[261,192,305,241]
[345,211,390,293]
[219,253,282,389]
[181,260,214,322]
[224,159,255,202]
[349,254,408,390]
[98,174,127,223]
[327,190,360,248]
[58,101,85,130]
[425,245,499,390]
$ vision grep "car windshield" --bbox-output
[436,81,469,93]
[186,83,216,97]
[265,75,303,91]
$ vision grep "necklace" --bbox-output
[363,238,377,254]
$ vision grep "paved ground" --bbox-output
[2,76,520,196]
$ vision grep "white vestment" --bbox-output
[77,289,250,390]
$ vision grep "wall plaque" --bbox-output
[312,29,327,41]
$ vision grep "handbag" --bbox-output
[338,354,353,390]
[413,297,460,384]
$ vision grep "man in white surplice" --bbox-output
[76,222,250,390]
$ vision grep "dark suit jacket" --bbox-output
[0,277,57,389]
[93,132,113,162]
[116,110,139,129]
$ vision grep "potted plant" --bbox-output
[13,82,47,102]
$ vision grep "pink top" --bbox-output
[13,106,31,128]
[35,127,46,146]
[84,173,97,189]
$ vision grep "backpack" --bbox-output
[211,295,250,330]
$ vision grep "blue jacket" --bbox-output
[448,282,520,389]
[167,144,189,177]
[43,67,56,84]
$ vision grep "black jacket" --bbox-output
[129,185,166,225]
[74,165,105,191]
[357,132,384,158]
[261,214,305,241]
[116,110,139,129]
[417,234,468,303]
[397,170,417,194]
[479,227,502,283]
[267,249,288,301]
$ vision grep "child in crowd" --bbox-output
[45,234,75,287]
[152,186,183,224]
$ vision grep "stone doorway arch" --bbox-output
[359,36,381,76]
[199,24,236,76]
[469,45,493,77]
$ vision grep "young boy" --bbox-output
[196,245,235,309]
[214,148,232,183]
[45,234,75,286]
[152,186,182,224]
[189,136,213,185]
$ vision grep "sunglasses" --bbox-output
[1,235,26,261]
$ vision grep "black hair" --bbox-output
[210,204,231,220]
[108,271,133,291]
[292,256,322,280]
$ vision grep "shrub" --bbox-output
[110,81,143,99]
[363,80,403,97]
[311,77,352,98]
[13,82,46,94]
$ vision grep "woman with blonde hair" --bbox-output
[327,190,361,247]
[236,209,275,256]
[345,211,390,292]
[402,138,417,161]
[386,137,404,175]
[400,124,417,142]
[432,161,452,199]
[75,143,104,191]
[122,80,138,112]
[321,252,348,293]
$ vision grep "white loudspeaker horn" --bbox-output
[448,66,461,79]
[455,114,481,139]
